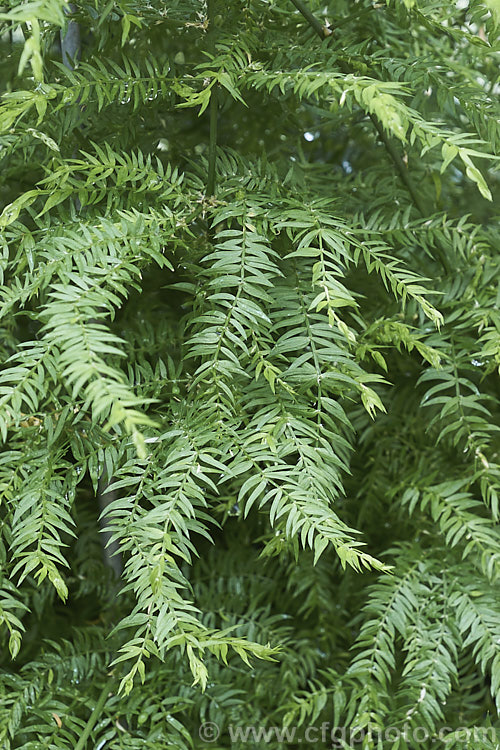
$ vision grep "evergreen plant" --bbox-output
[0,1,499,748]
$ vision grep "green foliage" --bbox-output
[0,0,499,747]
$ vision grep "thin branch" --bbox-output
[370,116,427,216]
[73,679,114,750]
[289,0,332,38]
[288,1,427,216]
[287,0,451,271]
[207,0,218,196]
[207,86,218,196]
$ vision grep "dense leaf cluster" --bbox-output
[0,0,499,747]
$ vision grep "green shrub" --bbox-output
[0,1,499,747]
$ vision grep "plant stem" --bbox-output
[289,0,328,38]
[74,679,113,750]
[369,116,427,216]
[287,1,425,212]
[207,0,218,196]
[287,0,451,271]
[207,86,218,196]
